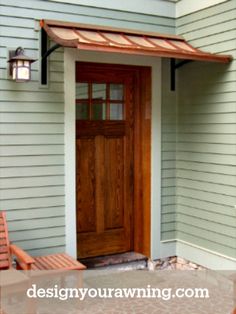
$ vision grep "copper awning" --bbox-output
[40,19,232,63]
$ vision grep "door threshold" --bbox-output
[79,251,148,269]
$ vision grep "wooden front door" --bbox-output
[76,62,135,258]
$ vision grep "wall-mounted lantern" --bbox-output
[8,47,36,82]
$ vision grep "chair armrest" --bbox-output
[10,244,35,270]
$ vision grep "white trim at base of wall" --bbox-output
[158,241,176,259]
[161,239,236,270]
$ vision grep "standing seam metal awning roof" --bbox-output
[40,19,232,63]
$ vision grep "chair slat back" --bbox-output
[0,211,11,269]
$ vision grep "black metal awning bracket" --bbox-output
[170,58,193,91]
[41,28,61,85]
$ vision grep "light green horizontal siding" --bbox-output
[176,134,236,144]
[0,0,175,34]
[0,91,64,102]
[177,169,236,185]
[0,135,64,145]
[177,231,236,258]
[176,1,236,29]
[10,227,65,242]
[0,113,64,123]
[177,196,236,217]
[172,0,236,258]
[0,156,64,167]
[1,197,65,211]
[177,161,236,176]
[177,187,235,208]
[0,80,64,93]
[0,0,175,255]
[1,176,64,189]
[0,166,64,178]
[0,186,65,200]
[161,58,177,240]
[177,179,236,197]
[0,124,64,134]
[177,151,236,165]
[0,145,64,156]
[6,211,65,255]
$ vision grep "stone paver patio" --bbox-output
[1,269,235,314]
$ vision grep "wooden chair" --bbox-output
[0,211,34,271]
[0,211,86,272]
[0,211,86,313]
[0,212,35,314]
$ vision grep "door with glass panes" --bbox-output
[76,62,135,258]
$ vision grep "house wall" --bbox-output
[1,0,235,267]
[175,0,236,262]
[159,0,231,249]
[50,0,176,18]
[176,0,229,17]
[0,0,175,256]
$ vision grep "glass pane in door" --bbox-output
[110,103,123,120]
[76,83,88,100]
[92,83,106,101]
[76,103,89,120]
[110,84,124,101]
[92,103,106,120]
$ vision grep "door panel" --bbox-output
[104,137,124,230]
[76,62,135,258]
[76,138,96,233]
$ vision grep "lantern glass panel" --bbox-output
[12,65,17,80]
[23,61,30,67]
[17,67,30,81]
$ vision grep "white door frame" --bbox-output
[64,48,162,259]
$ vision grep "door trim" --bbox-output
[64,49,162,260]
[132,65,151,256]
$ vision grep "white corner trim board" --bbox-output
[176,0,228,17]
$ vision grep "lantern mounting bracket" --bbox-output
[8,47,27,64]
[41,28,61,85]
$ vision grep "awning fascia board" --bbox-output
[77,43,230,63]
[40,19,232,64]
